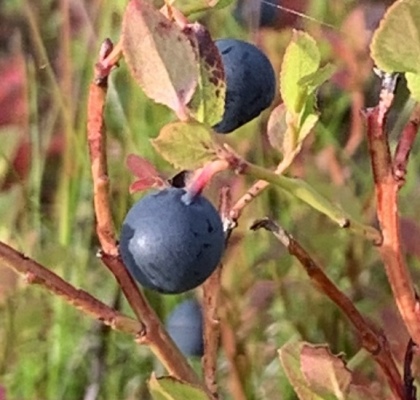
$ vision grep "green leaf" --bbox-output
[299,63,336,94]
[148,375,210,400]
[298,112,319,143]
[370,0,420,74]
[122,0,198,119]
[406,72,420,102]
[169,0,234,15]
[280,30,320,114]
[297,95,319,143]
[152,121,216,169]
[183,23,226,126]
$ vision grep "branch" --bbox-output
[364,95,420,344]
[219,315,248,400]
[201,187,231,398]
[251,218,404,400]
[217,145,381,243]
[87,39,208,392]
[0,241,142,337]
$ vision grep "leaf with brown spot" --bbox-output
[183,23,226,126]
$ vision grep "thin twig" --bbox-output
[87,39,209,391]
[201,186,231,398]
[0,241,143,336]
[393,104,420,186]
[251,218,404,400]
[217,144,382,243]
[219,319,248,400]
[403,338,417,400]
[83,287,120,400]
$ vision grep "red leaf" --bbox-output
[126,154,159,178]
[126,154,166,193]
[129,178,164,194]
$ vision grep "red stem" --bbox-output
[365,107,420,345]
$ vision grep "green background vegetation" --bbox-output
[0,0,418,399]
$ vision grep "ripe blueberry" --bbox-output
[166,299,204,357]
[119,187,224,294]
[213,38,276,134]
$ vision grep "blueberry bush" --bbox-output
[0,0,420,399]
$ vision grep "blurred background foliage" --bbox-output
[0,0,419,399]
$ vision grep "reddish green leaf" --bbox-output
[152,121,216,170]
[300,345,351,397]
[280,342,382,400]
[122,0,198,119]
[279,342,325,400]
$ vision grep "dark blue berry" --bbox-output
[166,299,204,357]
[212,38,276,134]
[119,187,225,294]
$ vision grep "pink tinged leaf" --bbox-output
[300,344,352,396]
[0,385,5,400]
[126,154,159,178]
[129,178,164,194]
[122,0,198,120]
[267,103,288,152]
[126,154,166,193]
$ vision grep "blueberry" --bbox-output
[166,299,204,357]
[212,38,276,134]
[119,187,225,294]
